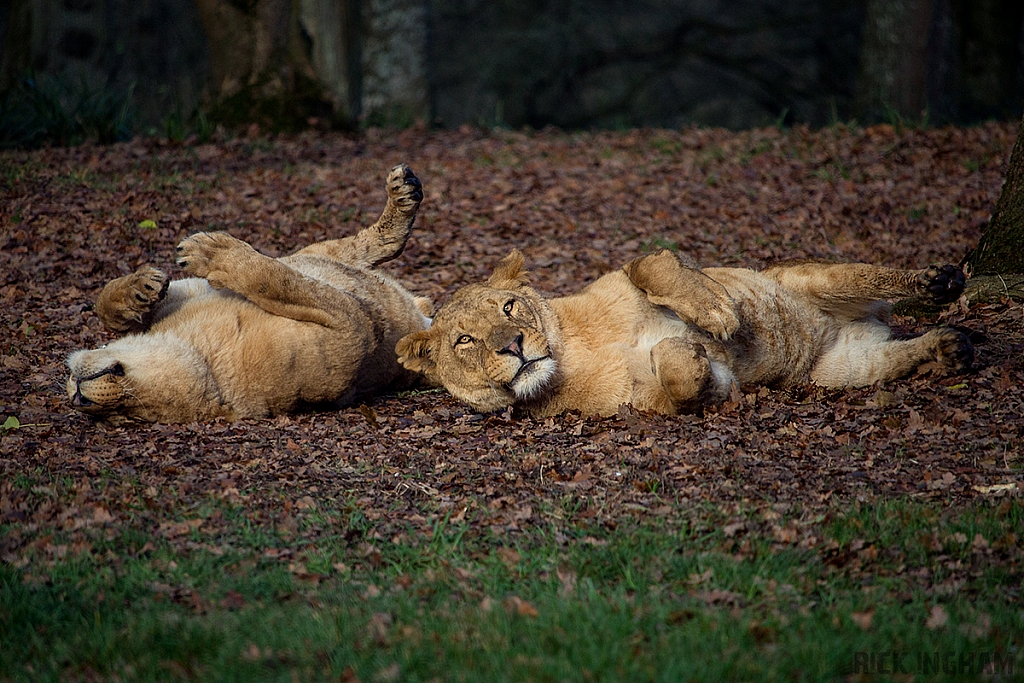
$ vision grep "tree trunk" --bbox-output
[190,0,428,131]
[966,114,1024,276]
[950,0,1024,121]
[192,0,350,131]
[855,0,936,122]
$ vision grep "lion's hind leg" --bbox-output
[649,337,734,413]
[762,260,966,321]
[624,250,740,340]
[810,322,973,388]
[296,164,422,267]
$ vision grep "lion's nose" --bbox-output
[71,381,93,406]
[494,330,525,358]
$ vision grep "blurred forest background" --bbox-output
[0,0,1022,141]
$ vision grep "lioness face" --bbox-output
[67,335,218,422]
[396,251,561,413]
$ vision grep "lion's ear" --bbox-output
[396,330,438,377]
[485,250,529,289]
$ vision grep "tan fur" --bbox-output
[397,249,973,417]
[67,165,432,423]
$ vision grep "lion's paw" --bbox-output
[934,327,974,372]
[919,264,966,305]
[694,299,740,341]
[386,164,423,212]
[175,231,248,281]
[127,265,169,308]
[110,266,168,327]
[651,338,714,404]
[95,265,170,332]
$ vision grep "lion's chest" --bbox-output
[550,275,694,415]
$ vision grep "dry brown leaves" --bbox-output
[1,122,1022,563]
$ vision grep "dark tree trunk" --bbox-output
[967,114,1024,277]
[856,0,936,122]
[950,0,1024,121]
[192,0,348,131]
[190,0,428,131]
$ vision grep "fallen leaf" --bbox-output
[851,610,874,630]
[926,604,949,630]
[723,521,746,537]
[220,590,245,610]
[374,663,401,683]
[496,547,521,567]
[504,596,539,617]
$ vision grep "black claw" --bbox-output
[404,176,422,201]
[922,264,966,305]
[942,330,974,371]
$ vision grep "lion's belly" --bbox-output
[153,292,382,417]
[704,269,838,387]
[557,267,838,412]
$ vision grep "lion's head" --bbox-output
[396,250,563,413]
[66,333,225,422]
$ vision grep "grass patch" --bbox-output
[2,498,1021,681]
[0,74,135,149]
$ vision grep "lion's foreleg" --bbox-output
[175,232,369,330]
[94,266,170,333]
[762,261,966,317]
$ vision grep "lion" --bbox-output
[396,249,974,417]
[67,164,432,423]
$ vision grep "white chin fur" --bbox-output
[510,358,557,400]
[709,360,738,398]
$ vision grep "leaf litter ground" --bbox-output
[1,123,1023,675]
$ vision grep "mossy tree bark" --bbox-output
[967,114,1024,276]
[960,114,1024,302]
[192,0,355,131]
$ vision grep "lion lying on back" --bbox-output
[67,165,431,423]
[396,249,973,417]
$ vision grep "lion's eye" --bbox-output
[503,300,515,316]
[455,334,473,346]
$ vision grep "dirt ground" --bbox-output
[1,122,1022,551]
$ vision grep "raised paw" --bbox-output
[934,327,974,372]
[127,266,169,309]
[919,264,966,305]
[624,250,740,340]
[96,265,170,332]
[693,299,740,341]
[386,164,423,212]
[175,231,250,281]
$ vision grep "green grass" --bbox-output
[2,499,1021,681]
